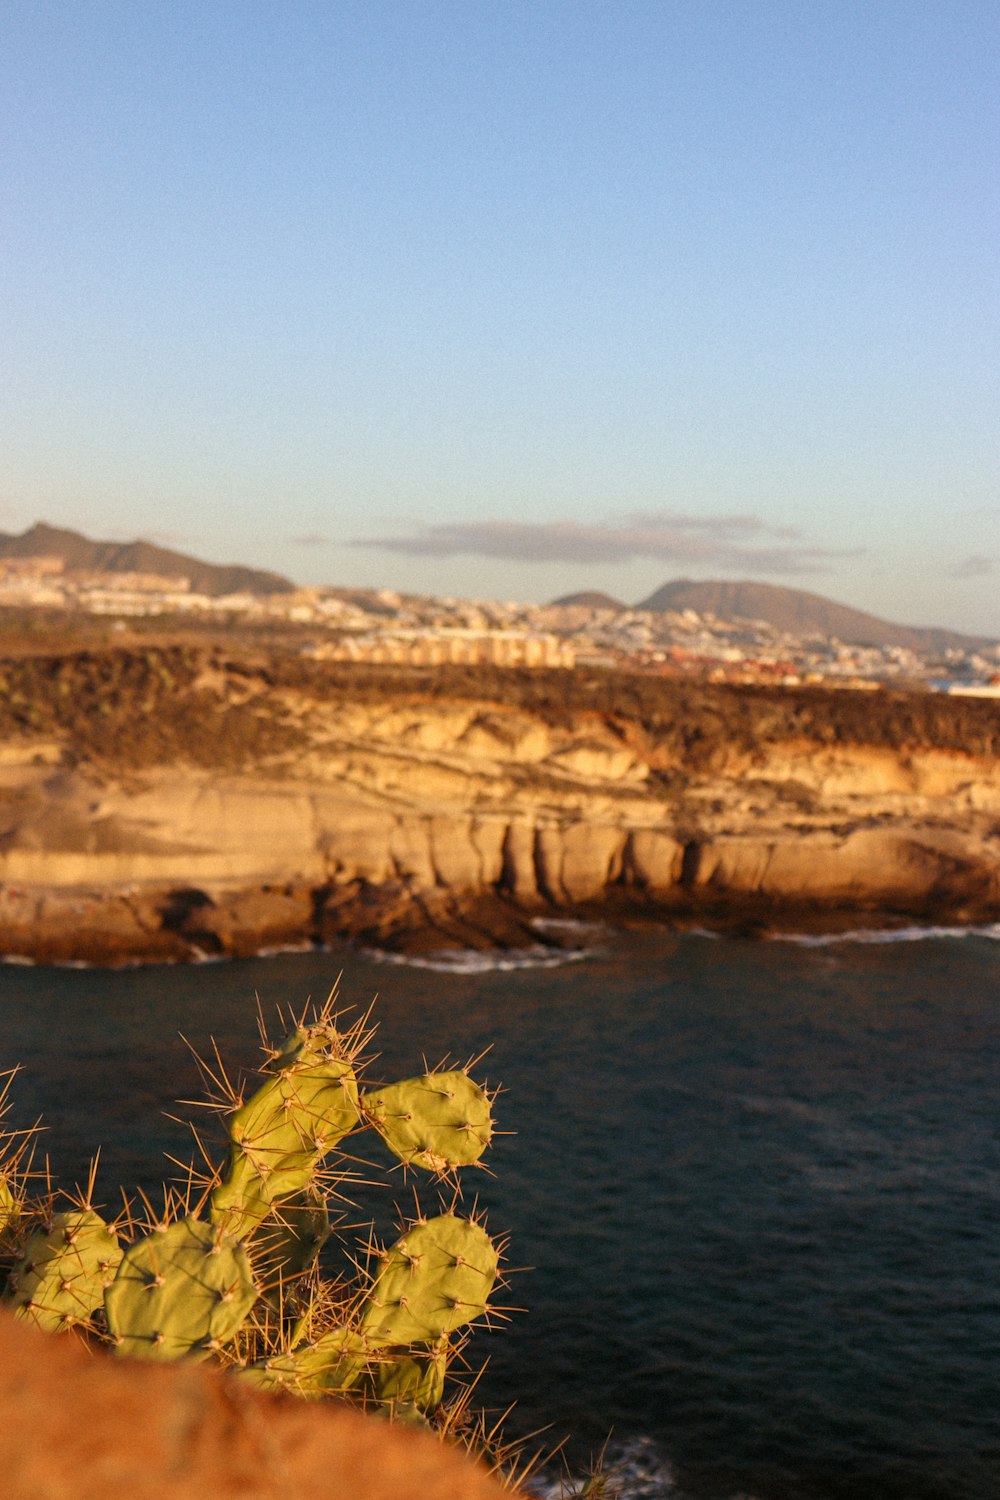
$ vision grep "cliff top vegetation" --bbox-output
[0,643,998,774]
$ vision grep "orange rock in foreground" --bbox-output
[0,1312,507,1500]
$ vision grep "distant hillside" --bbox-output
[0,523,294,597]
[636,578,992,654]
[550,590,626,611]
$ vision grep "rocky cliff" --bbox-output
[0,647,998,962]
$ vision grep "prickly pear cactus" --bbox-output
[0,995,511,1469]
[105,1216,257,1360]
[209,1149,276,1243]
[363,1071,494,1172]
[369,1339,448,1411]
[252,1190,331,1294]
[4,1209,122,1332]
[240,1324,369,1397]
[211,1057,359,1239]
[360,1213,499,1346]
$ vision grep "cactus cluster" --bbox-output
[0,997,504,1439]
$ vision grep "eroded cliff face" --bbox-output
[0,649,998,961]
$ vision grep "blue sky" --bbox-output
[2,2,997,629]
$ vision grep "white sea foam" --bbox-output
[531,1434,767,1499]
[248,941,316,958]
[529,1436,681,1499]
[362,943,592,974]
[530,916,606,938]
[772,922,1000,948]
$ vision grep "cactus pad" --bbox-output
[252,1191,330,1292]
[240,1325,368,1397]
[361,1214,498,1346]
[363,1071,493,1172]
[211,1058,360,1237]
[231,1057,360,1176]
[370,1341,448,1410]
[209,1150,276,1241]
[105,1216,257,1360]
[5,1209,122,1332]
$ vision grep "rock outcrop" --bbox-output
[1,649,999,961]
[0,1311,505,1500]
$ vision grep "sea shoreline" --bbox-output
[3,879,999,969]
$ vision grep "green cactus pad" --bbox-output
[370,1342,447,1411]
[211,1058,360,1237]
[5,1209,122,1333]
[362,1071,493,1172]
[360,1214,498,1346]
[271,1023,342,1069]
[231,1057,360,1177]
[240,1325,368,1397]
[209,1150,276,1241]
[105,1216,257,1360]
[253,1191,330,1292]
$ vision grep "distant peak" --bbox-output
[0,521,294,597]
[634,577,991,653]
[549,590,626,610]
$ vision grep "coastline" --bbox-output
[3,876,1000,968]
[2,650,1000,968]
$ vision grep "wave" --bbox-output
[530,916,606,938]
[0,952,158,970]
[529,1434,764,1500]
[771,921,1000,948]
[529,1436,680,1500]
[361,943,593,974]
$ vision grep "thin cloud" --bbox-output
[288,533,335,547]
[951,555,994,579]
[353,511,856,575]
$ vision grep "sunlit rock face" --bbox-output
[0,651,999,961]
[0,1312,505,1500]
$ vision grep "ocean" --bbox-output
[1,924,997,1500]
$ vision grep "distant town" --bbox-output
[0,531,998,694]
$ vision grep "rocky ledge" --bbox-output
[1,647,999,964]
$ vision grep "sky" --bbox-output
[1,1,997,630]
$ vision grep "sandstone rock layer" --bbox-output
[1,652,998,961]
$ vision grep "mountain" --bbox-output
[636,578,992,654]
[549,590,627,610]
[0,523,294,598]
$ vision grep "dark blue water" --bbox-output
[1,927,997,1500]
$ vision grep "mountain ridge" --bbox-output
[550,589,627,611]
[633,578,992,653]
[0,522,294,598]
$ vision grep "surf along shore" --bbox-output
[1,644,999,965]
